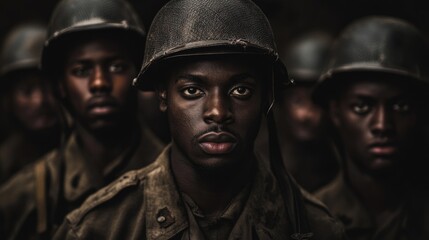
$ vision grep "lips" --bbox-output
[87,97,118,115]
[198,131,237,155]
[369,142,397,155]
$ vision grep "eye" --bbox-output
[109,61,129,73]
[181,87,204,98]
[230,86,252,99]
[351,102,371,114]
[70,65,91,77]
[393,101,411,113]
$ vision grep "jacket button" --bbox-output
[157,216,166,223]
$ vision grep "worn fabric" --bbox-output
[181,183,250,240]
[54,145,346,240]
[0,126,164,240]
[316,174,429,240]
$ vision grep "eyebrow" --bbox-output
[175,73,258,85]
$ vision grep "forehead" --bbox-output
[64,34,132,63]
[165,55,269,84]
[338,75,414,100]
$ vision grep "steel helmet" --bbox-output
[0,23,46,77]
[282,32,333,83]
[132,0,312,238]
[313,16,428,104]
[133,0,288,91]
[41,0,146,74]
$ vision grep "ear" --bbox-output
[158,90,167,112]
[329,100,341,127]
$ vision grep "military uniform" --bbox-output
[0,133,57,184]
[316,174,429,240]
[0,127,163,240]
[54,146,345,240]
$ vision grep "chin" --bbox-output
[192,155,242,172]
[367,158,398,177]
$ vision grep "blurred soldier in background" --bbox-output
[54,0,346,239]
[275,31,339,192]
[0,23,60,184]
[314,16,429,239]
[0,0,163,239]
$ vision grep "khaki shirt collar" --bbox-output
[143,146,289,240]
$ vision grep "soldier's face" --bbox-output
[278,83,327,142]
[11,70,58,132]
[330,78,419,174]
[162,56,264,169]
[62,37,137,132]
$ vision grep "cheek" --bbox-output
[167,101,201,148]
[233,99,262,138]
[13,93,30,109]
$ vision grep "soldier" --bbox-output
[314,16,429,239]
[54,0,346,239]
[0,0,163,239]
[276,32,339,192]
[0,23,60,184]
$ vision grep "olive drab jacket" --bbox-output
[0,126,164,240]
[54,145,346,240]
[0,133,58,184]
[316,174,429,240]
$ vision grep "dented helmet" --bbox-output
[133,0,288,90]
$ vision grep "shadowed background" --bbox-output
[1,0,428,52]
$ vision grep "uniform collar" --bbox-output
[143,146,290,240]
[326,173,374,230]
[329,173,410,234]
[63,131,141,202]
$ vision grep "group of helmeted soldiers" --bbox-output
[0,0,428,239]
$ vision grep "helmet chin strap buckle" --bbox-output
[291,232,314,240]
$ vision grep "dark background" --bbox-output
[1,0,428,56]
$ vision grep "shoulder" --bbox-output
[65,162,159,226]
[0,162,37,208]
[57,165,163,239]
[0,150,58,206]
[300,188,347,240]
[314,175,346,208]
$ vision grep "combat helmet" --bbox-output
[133,0,289,91]
[282,32,333,83]
[132,0,313,238]
[41,0,146,74]
[0,23,46,77]
[313,16,428,105]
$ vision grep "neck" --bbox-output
[345,155,405,215]
[75,119,138,171]
[171,143,254,216]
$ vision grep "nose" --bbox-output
[29,87,44,107]
[295,102,322,123]
[89,65,112,94]
[203,90,233,125]
[370,105,393,137]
